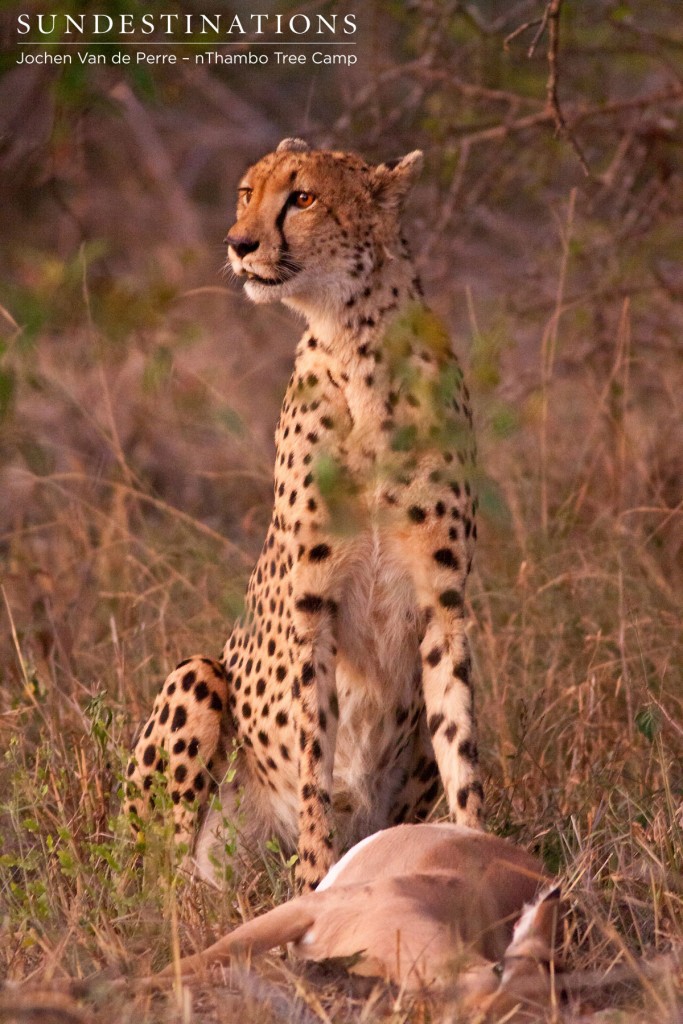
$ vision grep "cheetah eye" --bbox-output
[238,188,253,207]
[292,191,316,210]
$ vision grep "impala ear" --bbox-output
[461,887,563,1019]
[277,138,311,154]
[370,151,424,209]
[506,886,562,962]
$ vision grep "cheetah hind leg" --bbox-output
[126,657,229,869]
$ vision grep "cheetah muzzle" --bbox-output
[127,137,483,891]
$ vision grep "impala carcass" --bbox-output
[159,822,561,1009]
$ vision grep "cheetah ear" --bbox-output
[370,151,424,210]
[277,138,311,154]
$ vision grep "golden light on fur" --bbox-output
[156,823,560,1014]
[128,140,483,892]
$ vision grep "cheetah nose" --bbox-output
[225,234,260,260]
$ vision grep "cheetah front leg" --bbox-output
[420,608,483,826]
[400,504,484,829]
[289,568,339,891]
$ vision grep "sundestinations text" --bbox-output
[17,12,357,38]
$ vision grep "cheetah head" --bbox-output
[225,138,423,317]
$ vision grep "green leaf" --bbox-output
[89,843,122,873]
[57,848,78,877]
[635,705,661,743]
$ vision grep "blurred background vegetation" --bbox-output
[0,0,681,1018]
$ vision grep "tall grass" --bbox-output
[1,3,682,1013]
[0,231,681,1020]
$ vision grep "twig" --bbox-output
[2,585,36,702]
[506,0,592,174]
[540,187,576,534]
[0,302,21,336]
[399,62,541,107]
[649,694,683,742]
[503,6,551,57]
[529,4,552,57]
[504,18,542,51]
[544,0,591,175]
[616,318,634,741]
[447,82,683,148]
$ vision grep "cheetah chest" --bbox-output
[331,528,424,823]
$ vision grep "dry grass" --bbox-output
[1,4,683,1018]
[1,242,681,1021]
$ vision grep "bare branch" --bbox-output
[528,3,552,57]
[447,83,683,149]
[504,17,543,52]
[544,0,592,175]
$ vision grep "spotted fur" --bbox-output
[127,138,483,890]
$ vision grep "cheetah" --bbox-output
[127,138,483,891]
